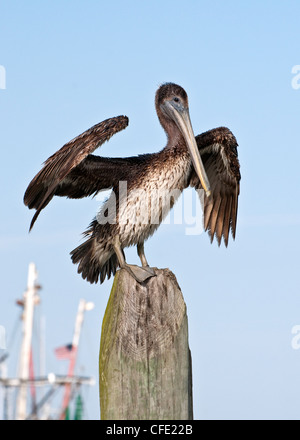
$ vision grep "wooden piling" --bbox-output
[99,268,193,420]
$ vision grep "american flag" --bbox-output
[54,343,75,360]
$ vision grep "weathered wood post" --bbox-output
[99,267,193,420]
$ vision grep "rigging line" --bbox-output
[25,384,63,420]
[6,311,22,354]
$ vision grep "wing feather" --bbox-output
[230,186,239,239]
[215,195,227,246]
[208,194,222,242]
[222,194,232,247]
[189,126,241,246]
[24,116,129,230]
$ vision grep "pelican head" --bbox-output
[155,83,211,198]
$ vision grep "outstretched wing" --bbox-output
[24,116,129,230]
[53,154,149,199]
[189,126,241,246]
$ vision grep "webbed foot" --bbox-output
[122,264,156,283]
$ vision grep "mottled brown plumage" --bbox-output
[191,127,240,246]
[24,116,129,230]
[24,83,241,284]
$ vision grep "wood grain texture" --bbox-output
[99,268,193,420]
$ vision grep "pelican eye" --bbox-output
[173,97,180,103]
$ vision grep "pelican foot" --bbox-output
[142,266,156,276]
[122,264,156,283]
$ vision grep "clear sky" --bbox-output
[1,0,300,420]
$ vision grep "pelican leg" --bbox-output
[137,242,156,276]
[113,235,155,283]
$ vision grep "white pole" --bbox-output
[16,263,38,420]
[72,299,94,350]
[40,315,46,377]
[73,299,86,349]
[0,360,7,419]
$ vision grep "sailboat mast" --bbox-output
[16,263,39,420]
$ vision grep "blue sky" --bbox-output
[1,0,300,420]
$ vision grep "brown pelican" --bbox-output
[24,83,240,284]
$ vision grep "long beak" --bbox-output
[165,102,211,197]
